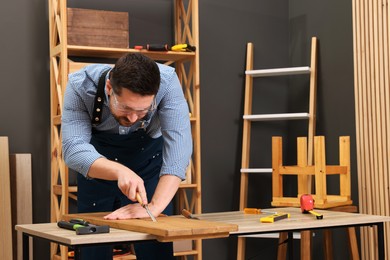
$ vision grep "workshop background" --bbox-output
[0,0,354,259]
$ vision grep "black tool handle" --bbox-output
[58,221,78,230]
[146,44,169,51]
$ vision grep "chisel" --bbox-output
[243,208,277,215]
[182,209,199,220]
[136,193,157,222]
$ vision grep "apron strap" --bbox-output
[91,69,110,126]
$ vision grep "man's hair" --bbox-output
[110,53,160,96]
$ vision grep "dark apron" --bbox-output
[77,129,166,213]
[76,70,174,260]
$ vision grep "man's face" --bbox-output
[107,81,155,127]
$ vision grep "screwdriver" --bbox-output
[136,193,157,222]
[243,208,277,215]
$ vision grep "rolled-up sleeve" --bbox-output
[61,73,104,177]
[157,69,193,180]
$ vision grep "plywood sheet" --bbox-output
[10,154,33,260]
[0,137,13,260]
[64,212,238,242]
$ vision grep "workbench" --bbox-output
[16,207,390,260]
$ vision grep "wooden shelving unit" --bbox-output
[48,0,202,259]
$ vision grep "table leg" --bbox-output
[74,246,81,260]
[277,232,288,260]
[347,227,359,259]
[288,231,294,260]
[377,223,384,260]
[323,229,333,260]
[23,233,29,260]
[301,230,311,260]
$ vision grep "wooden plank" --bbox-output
[10,154,33,260]
[0,137,13,260]
[239,42,254,211]
[314,136,327,202]
[297,137,308,195]
[339,137,351,197]
[279,165,347,175]
[272,137,283,198]
[63,213,238,242]
[307,36,318,169]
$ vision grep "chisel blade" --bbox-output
[143,205,157,222]
[136,192,157,222]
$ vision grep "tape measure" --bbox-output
[300,194,324,220]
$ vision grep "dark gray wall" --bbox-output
[287,1,356,260]
[0,0,51,258]
[0,0,354,259]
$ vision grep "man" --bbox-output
[62,53,192,259]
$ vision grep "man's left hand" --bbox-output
[103,203,154,220]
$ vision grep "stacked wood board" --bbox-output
[0,137,13,259]
[10,154,33,260]
[67,8,129,48]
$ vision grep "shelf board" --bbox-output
[53,184,77,195]
[179,183,198,189]
[67,45,195,62]
[174,250,198,256]
[245,66,310,77]
[243,113,310,121]
[240,168,272,173]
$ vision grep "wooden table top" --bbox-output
[197,207,390,235]
[15,207,390,246]
[15,222,155,245]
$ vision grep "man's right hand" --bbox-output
[117,169,148,204]
[87,157,148,204]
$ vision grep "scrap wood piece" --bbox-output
[0,137,13,260]
[63,212,238,242]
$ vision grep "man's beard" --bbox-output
[111,110,147,127]
[112,113,135,127]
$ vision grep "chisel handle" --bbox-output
[136,192,144,205]
[244,208,262,214]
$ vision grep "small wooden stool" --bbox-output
[271,136,352,209]
[272,136,358,259]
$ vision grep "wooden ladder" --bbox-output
[237,37,318,260]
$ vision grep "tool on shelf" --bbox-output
[300,194,324,219]
[171,43,196,52]
[182,209,199,220]
[243,208,277,215]
[136,192,157,222]
[260,213,290,223]
[133,43,196,52]
[57,219,110,235]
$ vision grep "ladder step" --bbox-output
[243,113,310,121]
[245,66,310,77]
[240,168,272,173]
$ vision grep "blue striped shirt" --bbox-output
[61,63,192,180]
